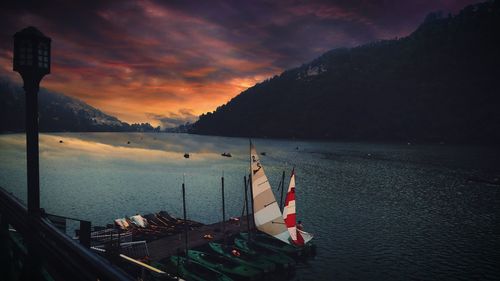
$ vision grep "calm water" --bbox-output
[1,133,499,280]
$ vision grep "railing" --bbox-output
[90,228,133,247]
[0,186,134,281]
[45,212,92,247]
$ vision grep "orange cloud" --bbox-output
[1,0,476,127]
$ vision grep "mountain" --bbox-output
[164,122,193,133]
[191,1,500,144]
[0,76,158,132]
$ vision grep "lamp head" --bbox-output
[13,26,51,80]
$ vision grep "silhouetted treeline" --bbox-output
[0,77,159,132]
[191,1,500,144]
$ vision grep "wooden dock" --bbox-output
[147,216,254,261]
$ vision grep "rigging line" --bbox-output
[257,180,268,186]
[264,200,276,207]
[241,199,246,218]
[241,180,247,217]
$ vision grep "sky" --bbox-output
[0,0,478,128]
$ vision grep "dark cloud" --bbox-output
[0,0,478,124]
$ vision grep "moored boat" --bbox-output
[248,142,318,256]
[208,242,276,273]
[234,238,296,270]
[239,232,302,257]
[187,250,262,281]
[168,256,233,281]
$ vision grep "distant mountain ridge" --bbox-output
[191,1,500,144]
[0,76,158,132]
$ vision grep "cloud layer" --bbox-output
[147,109,198,129]
[0,0,476,125]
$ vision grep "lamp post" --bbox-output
[13,26,51,216]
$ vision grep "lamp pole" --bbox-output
[13,26,51,216]
[25,78,40,215]
[12,26,51,280]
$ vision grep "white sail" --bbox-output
[250,142,291,244]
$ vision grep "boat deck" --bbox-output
[147,216,254,261]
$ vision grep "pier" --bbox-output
[147,216,254,261]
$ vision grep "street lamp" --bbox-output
[13,26,51,215]
[13,26,51,83]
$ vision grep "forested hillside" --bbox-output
[192,1,500,143]
[0,77,158,132]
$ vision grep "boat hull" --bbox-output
[168,256,233,281]
[208,242,276,273]
[239,232,315,258]
[187,250,262,281]
[234,238,296,271]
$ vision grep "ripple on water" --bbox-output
[1,133,499,281]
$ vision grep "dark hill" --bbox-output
[191,1,500,144]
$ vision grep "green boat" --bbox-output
[234,238,296,270]
[168,256,234,281]
[239,232,302,257]
[208,242,276,273]
[187,250,262,281]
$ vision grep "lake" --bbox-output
[1,132,499,280]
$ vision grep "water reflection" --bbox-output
[1,133,499,281]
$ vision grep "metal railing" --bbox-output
[0,186,134,281]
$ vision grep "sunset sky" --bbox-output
[0,0,476,127]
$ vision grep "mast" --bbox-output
[279,170,285,210]
[248,140,256,236]
[244,175,251,239]
[182,175,188,261]
[249,175,255,240]
[221,173,226,246]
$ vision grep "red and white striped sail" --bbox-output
[282,170,313,245]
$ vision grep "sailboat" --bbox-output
[248,141,316,256]
[249,141,291,244]
[282,169,313,246]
